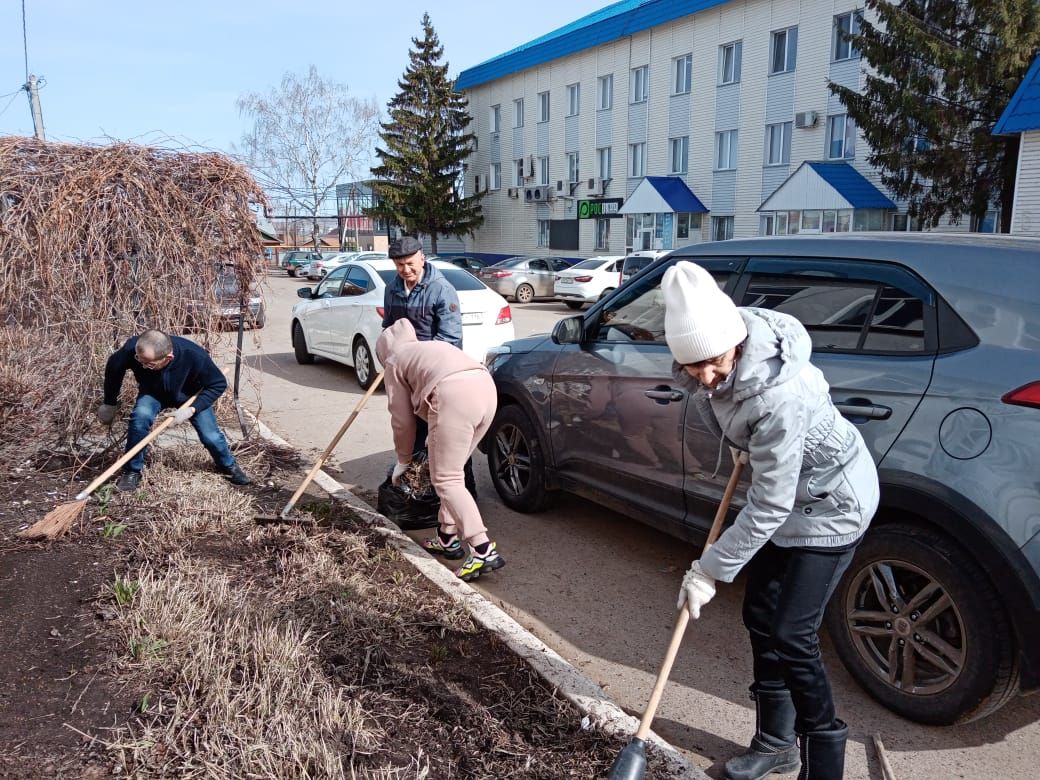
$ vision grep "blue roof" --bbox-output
[995,54,1040,134]
[646,176,708,213]
[456,0,728,90]
[806,162,895,209]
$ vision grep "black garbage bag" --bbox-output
[377,452,440,529]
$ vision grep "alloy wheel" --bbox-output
[492,423,532,496]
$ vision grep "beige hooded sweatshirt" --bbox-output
[375,319,491,463]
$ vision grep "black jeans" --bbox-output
[742,540,858,734]
[413,416,477,496]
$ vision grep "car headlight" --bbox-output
[484,344,512,370]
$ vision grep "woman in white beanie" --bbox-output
[662,261,879,780]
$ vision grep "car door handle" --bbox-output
[836,398,892,421]
[645,386,685,404]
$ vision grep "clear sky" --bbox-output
[0,0,608,152]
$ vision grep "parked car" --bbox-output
[437,255,487,273]
[477,255,574,303]
[291,259,514,389]
[281,250,323,278]
[620,250,668,285]
[305,251,389,281]
[554,255,625,309]
[481,232,1040,726]
[188,265,265,330]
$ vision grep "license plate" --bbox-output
[462,312,483,325]
[558,278,572,284]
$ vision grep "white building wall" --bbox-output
[1012,131,1040,236]
[462,0,880,255]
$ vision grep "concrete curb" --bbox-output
[249,416,707,779]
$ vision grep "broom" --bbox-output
[18,394,199,541]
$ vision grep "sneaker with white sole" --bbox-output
[455,543,505,582]
[422,534,465,560]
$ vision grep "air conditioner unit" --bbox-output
[506,187,519,199]
[586,177,605,196]
[524,186,552,203]
[794,111,819,129]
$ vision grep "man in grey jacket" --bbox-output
[663,262,879,780]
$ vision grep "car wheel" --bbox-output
[514,283,535,304]
[286,267,296,277]
[565,301,584,310]
[598,287,615,300]
[486,404,556,512]
[825,523,1018,725]
[292,322,315,365]
[353,337,376,390]
[253,305,266,330]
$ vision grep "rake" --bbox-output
[18,394,199,541]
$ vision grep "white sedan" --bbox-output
[553,255,625,309]
[304,251,388,280]
[291,258,515,388]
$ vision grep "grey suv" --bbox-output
[482,233,1040,725]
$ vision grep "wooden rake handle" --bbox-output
[634,458,745,741]
[75,394,200,500]
[278,372,385,519]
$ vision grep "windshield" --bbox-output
[377,268,486,292]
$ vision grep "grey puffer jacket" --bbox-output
[676,308,879,583]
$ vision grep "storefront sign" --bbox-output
[577,198,624,219]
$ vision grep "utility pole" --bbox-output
[24,74,45,141]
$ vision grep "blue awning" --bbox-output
[759,161,895,211]
[618,176,709,215]
[995,54,1040,135]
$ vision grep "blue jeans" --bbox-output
[742,540,858,734]
[125,394,236,473]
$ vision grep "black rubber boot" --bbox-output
[723,688,800,780]
[796,719,848,780]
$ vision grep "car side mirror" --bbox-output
[297,287,314,299]
[552,315,584,345]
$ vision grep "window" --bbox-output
[827,114,856,159]
[833,12,861,61]
[595,218,610,250]
[515,159,524,186]
[719,41,742,85]
[629,142,646,177]
[490,105,500,133]
[537,156,549,185]
[514,98,524,128]
[676,212,700,239]
[567,152,580,183]
[489,163,501,190]
[741,275,926,354]
[711,216,734,241]
[631,65,649,103]
[669,136,689,174]
[597,146,612,179]
[673,54,692,94]
[770,27,798,74]
[802,210,822,232]
[537,219,550,247]
[598,74,613,110]
[765,122,792,165]
[538,91,550,122]
[344,266,373,295]
[567,83,580,116]
[715,129,738,170]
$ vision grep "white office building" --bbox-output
[456,0,963,259]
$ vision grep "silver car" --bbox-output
[482,232,1040,726]
[478,255,573,303]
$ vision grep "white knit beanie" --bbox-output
[663,261,747,364]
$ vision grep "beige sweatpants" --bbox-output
[426,369,497,546]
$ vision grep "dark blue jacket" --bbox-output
[381,262,462,347]
[103,335,227,412]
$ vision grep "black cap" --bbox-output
[388,236,423,259]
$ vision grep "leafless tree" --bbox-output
[237,66,380,249]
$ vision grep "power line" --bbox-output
[22,0,29,81]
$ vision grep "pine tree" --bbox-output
[368,14,482,252]
[830,0,1040,231]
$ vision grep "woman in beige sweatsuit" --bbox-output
[375,319,504,581]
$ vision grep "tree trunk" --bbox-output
[430,233,438,254]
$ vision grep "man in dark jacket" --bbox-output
[380,236,476,507]
[96,329,251,491]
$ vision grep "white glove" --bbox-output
[677,560,716,619]
[391,461,410,485]
[729,446,749,465]
[164,406,195,425]
[96,403,118,426]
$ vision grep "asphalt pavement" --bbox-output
[227,270,1040,779]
